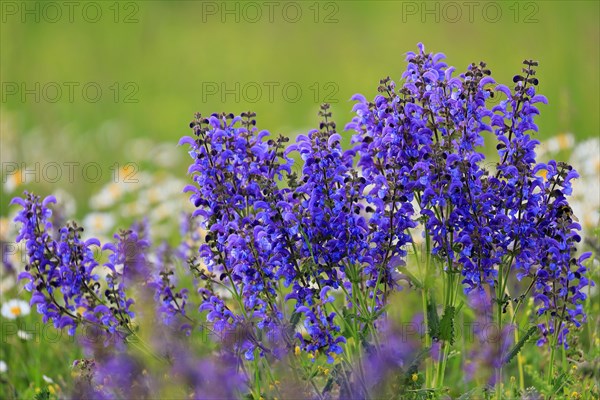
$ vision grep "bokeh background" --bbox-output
[2,1,599,208]
[1,0,599,396]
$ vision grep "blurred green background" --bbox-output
[1,2,599,396]
[1,0,599,209]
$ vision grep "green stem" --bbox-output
[423,231,433,388]
[504,285,526,392]
[547,343,556,385]
[253,352,261,400]
[495,261,505,400]
[421,288,431,388]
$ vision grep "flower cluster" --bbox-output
[180,103,425,361]
[179,45,593,362]
[180,112,297,358]
[12,192,135,336]
[8,44,596,400]
[344,45,593,348]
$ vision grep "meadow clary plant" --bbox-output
[11,44,595,399]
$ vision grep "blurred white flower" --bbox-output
[538,132,575,156]
[144,185,171,205]
[150,200,180,224]
[0,276,16,293]
[89,182,129,209]
[121,200,148,218]
[83,212,116,237]
[539,135,599,234]
[3,169,27,193]
[148,143,181,168]
[17,330,32,340]
[0,360,7,373]
[42,375,54,383]
[88,170,151,210]
[1,213,20,241]
[1,299,31,319]
[52,188,77,216]
[568,138,600,232]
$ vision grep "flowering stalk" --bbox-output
[13,193,136,337]
[345,43,594,394]
[9,43,595,399]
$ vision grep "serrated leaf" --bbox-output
[439,305,456,344]
[34,390,50,400]
[503,326,537,364]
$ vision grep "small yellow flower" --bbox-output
[572,364,578,371]
[510,376,516,383]
[294,346,301,356]
[323,368,330,375]
[48,385,56,395]
[571,391,580,399]
[411,373,418,382]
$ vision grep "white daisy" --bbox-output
[82,212,116,237]
[1,299,31,319]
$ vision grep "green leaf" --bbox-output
[426,292,440,339]
[457,388,480,400]
[551,371,571,395]
[397,266,423,288]
[524,364,551,394]
[503,326,537,364]
[289,311,302,330]
[34,389,50,400]
[322,374,335,395]
[439,305,456,344]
